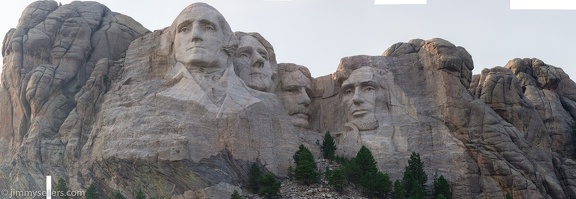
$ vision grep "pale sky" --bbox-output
[1,0,575,79]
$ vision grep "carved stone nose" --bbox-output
[253,59,264,68]
[299,88,311,105]
[352,91,363,104]
[252,54,265,68]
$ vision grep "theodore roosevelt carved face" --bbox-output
[277,63,312,128]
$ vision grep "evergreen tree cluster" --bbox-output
[247,162,281,199]
[55,176,147,199]
[230,190,242,199]
[340,146,392,198]
[239,132,455,199]
[321,133,453,199]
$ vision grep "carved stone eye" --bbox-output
[345,89,354,95]
[180,27,189,33]
[204,24,215,31]
[365,86,375,91]
[284,87,298,93]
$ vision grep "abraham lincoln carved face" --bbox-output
[341,66,379,131]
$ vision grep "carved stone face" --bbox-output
[341,66,379,131]
[174,6,228,70]
[278,70,312,128]
[235,35,273,91]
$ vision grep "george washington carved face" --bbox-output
[173,3,233,72]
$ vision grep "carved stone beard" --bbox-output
[350,116,379,131]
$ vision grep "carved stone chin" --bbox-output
[348,117,379,131]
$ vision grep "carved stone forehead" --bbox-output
[342,66,376,86]
[281,70,312,89]
[172,3,233,35]
[238,36,266,51]
[175,5,221,25]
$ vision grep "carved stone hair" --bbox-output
[277,63,312,80]
[276,63,313,90]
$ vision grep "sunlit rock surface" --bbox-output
[0,1,575,198]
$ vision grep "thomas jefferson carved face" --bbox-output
[341,66,379,131]
[278,67,312,128]
[235,35,273,91]
[173,5,229,71]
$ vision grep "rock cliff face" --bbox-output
[0,0,149,194]
[1,1,575,199]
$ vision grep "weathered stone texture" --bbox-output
[0,0,148,193]
[1,1,575,199]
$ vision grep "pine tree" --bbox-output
[433,175,452,199]
[393,180,405,199]
[249,162,262,193]
[85,184,98,199]
[258,172,281,199]
[135,188,146,199]
[328,168,346,192]
[114,191,127,199]
[54,177,69,199]
[360,172,377,196]
[321,131,337,160]
[355,146,378,176]
[343,157,362,184]
[403,152,426,198]
[293,144,319,184]
[408,182,425,199]
[377,171,393,198]
[293,144,314,164]
[360,171,392,198]
[230,190,242,199]
[294,159,319,184]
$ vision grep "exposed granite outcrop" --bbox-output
[0,1,575,199]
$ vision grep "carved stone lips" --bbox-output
[187,46,204,51]
[352,109,370,116]
[291,113,309,120]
